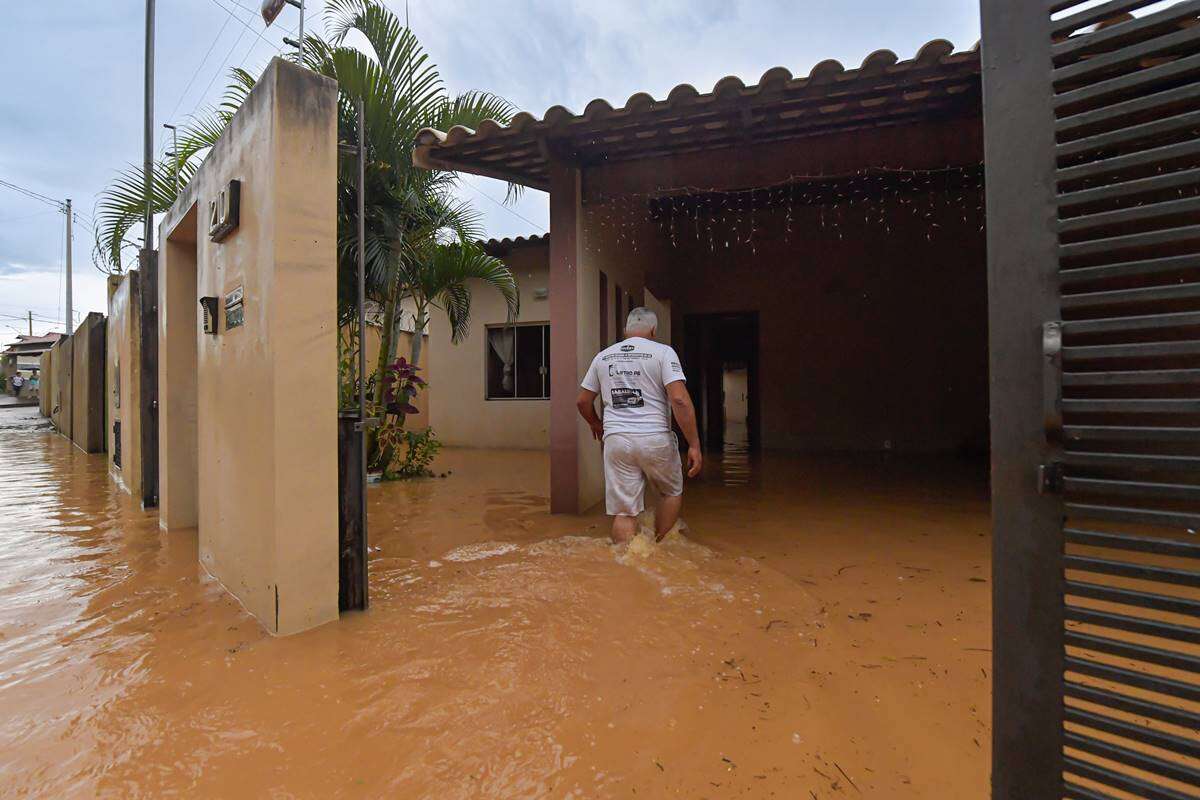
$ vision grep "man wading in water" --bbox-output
[576,307,703,544]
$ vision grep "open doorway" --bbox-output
[159,202,199,531]
[682,312,759,454]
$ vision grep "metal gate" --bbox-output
[983,2,1200,798]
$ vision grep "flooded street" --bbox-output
[1,407,991,798]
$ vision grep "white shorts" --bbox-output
[603,432,684,517]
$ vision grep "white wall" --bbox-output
[428,243,551,449]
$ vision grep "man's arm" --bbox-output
[576,389,604,441]
[666,381,702,477]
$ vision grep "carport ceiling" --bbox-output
[414,39,982,191]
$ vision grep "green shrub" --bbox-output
[388,427,442,479]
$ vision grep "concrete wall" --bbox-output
[49,337,72,435]
[107,271,142,493]
[429,241,550,448]
[158,58,339,636]
[38,350,52,416]
[70,313,106,453]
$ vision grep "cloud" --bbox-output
[0,0,982,304]
[0,261,50,277]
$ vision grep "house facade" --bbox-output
[428,235,551,449]
[415,40,985,512]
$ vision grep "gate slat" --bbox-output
[1064,554,1200,586]
[1067,579,1200,616]
[1063,782,1124,800]
[1054,50,1200,114]
[1063,368,1200,385]
[1057,166,1200,211]
[1062,281,1200,310]
[1065,604,1200,643]
[1063,339,1200,360]
[1057,109,1200,161]
[1065,680,1200,729]
[1062,311,1200,336]
[1051,0,1182,39]
[1052,0,1200,61]
[1062,398,1200,413]
[1065,477,1200,503]
[1065,732,1200,789]
[1066,655,1200,702]
[1064,426,1200,442]
[1063,451,1200,471]
[1069,527,1200,559]
[1056,139,1200,187]
[1058,81,1200,139]
[1054,24,1200,85]
[1060,255,1200,287]
[1067,712,1200,762]
[1059,224,1200,262]
[1063,756,1196,800]
[1064,501,1200,528]
[1065,630,1200,672]
[1059,198,1200,240]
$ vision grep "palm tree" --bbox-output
[307,0,520,386]
[92,0,522,471]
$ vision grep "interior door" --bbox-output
[983,3,1200,798]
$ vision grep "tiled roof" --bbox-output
[1,333,64,354]
[480,234,548,255]
[415,39,981,190]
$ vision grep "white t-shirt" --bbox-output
[581,337,686,438]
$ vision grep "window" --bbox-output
[486,324,550,399]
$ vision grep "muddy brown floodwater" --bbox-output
[0,407,991,798]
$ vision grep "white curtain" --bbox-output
[489,329,515,393]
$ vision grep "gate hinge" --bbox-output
[1038,461,1063,495]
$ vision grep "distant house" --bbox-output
[2,333,64,379]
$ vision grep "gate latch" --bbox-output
[1038,461,1063,495]
[1043,320,1063,442]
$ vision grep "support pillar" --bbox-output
[548,160,605,514]
[549,160,582,513]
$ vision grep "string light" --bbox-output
[577,164,986,259]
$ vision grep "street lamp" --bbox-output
[163,123,179,194]
[261,0,305,59]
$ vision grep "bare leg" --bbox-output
[655,494,683,542]
[611,514,638,544]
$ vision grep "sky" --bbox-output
[0,0,980,347]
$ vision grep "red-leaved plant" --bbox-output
[382,357,425,418]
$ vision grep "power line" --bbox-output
[168,13,233,122]
[459,178,549,234]
[195,19,250,114]
[204,0,288,55]
[225,0,297,35]
[0,178,65,210]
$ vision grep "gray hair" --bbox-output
[625,306,658,335]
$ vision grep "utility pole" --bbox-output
[65,198,72,335]
[27,311,32,336]
[143,0,155,250]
